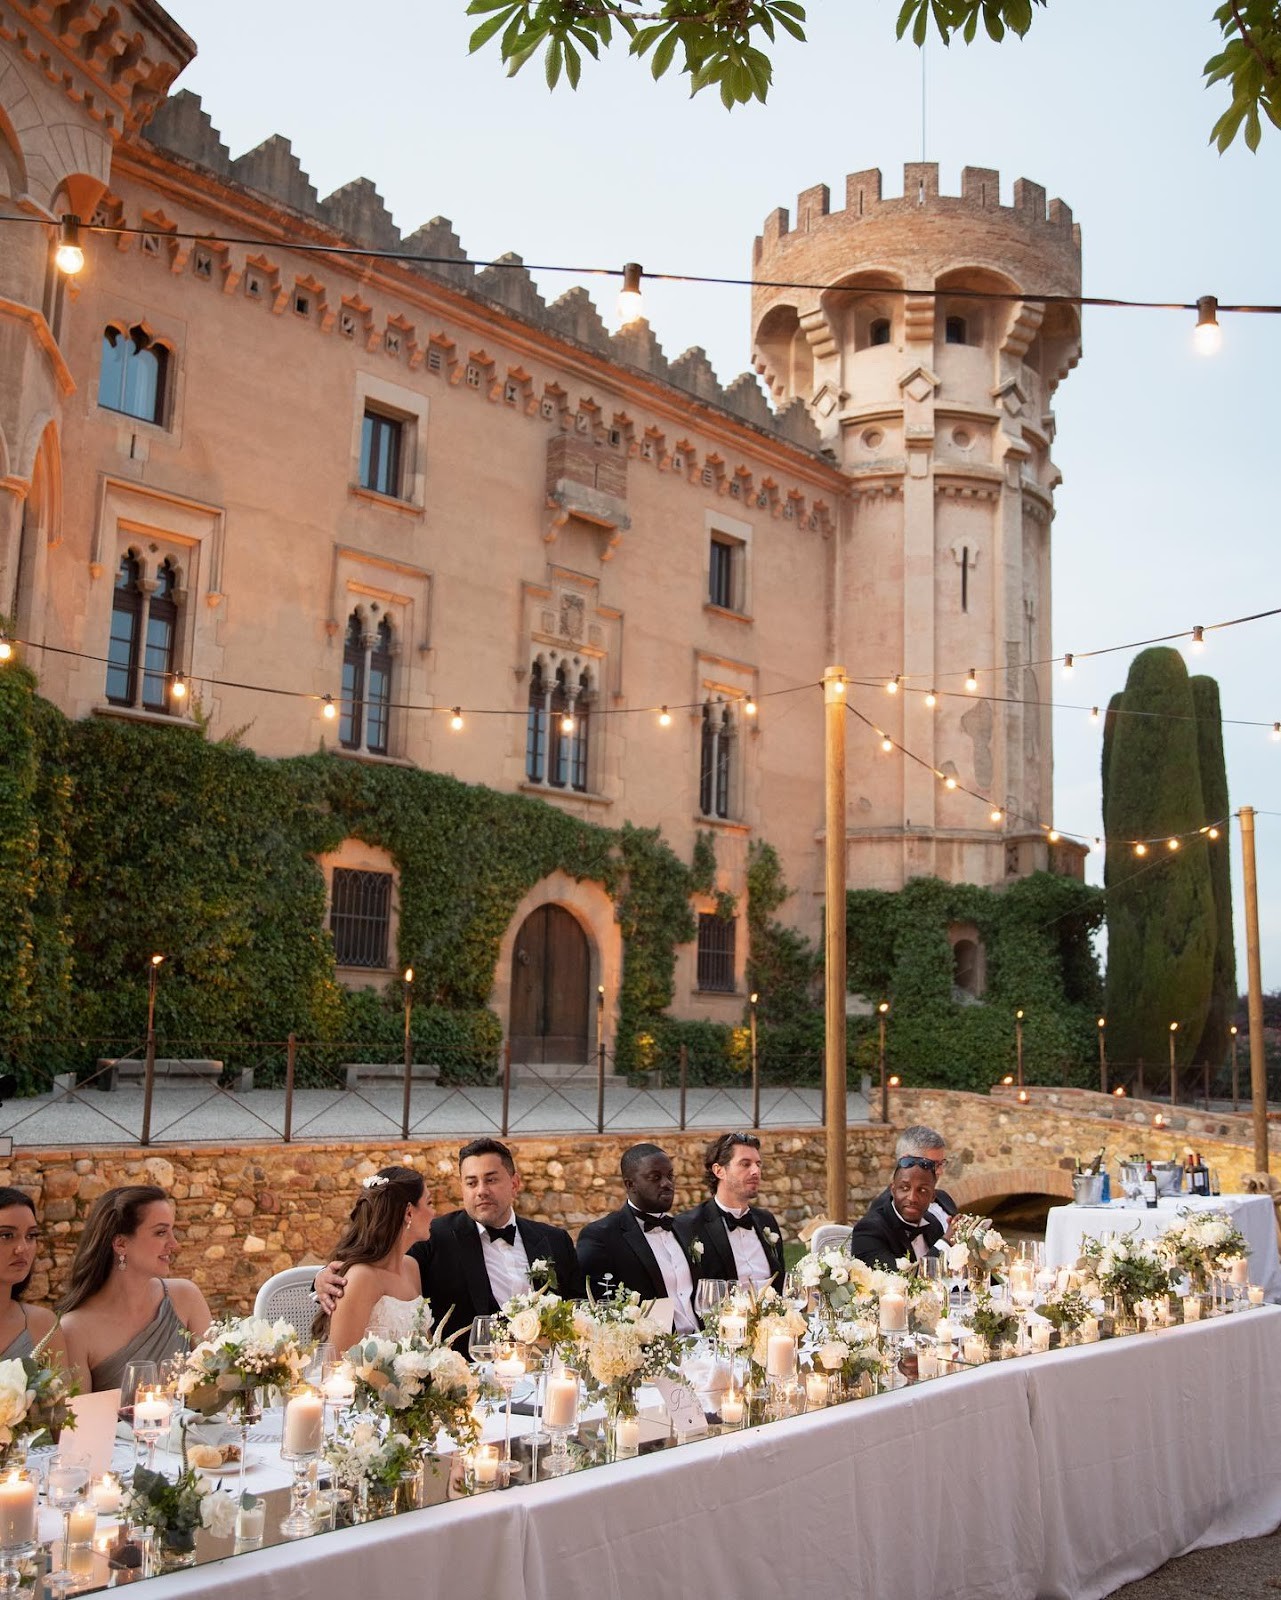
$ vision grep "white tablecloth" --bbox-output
[129,1309,1281,1600]
[1044,1193,1281,1297]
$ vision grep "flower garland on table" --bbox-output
[1076,1232,1173,1318]
[0,1330,80,1466]
[494,1287,578,1353]
[943,1215,1010,1280]
[571,1284,679,1422]
[1155,1210,1249,1292]
[347,1306,480,1454]
[177,1316,307,1420]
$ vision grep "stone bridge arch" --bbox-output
[948,1164,1074,1215]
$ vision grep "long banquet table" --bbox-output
[123,1308,1281,1600]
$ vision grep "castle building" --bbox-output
[0,1,1083,1058]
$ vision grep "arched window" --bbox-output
[141,557,178,712]
[98,325,168,424]
[339,609,394,756]
[105,550,142,705]
[699,700,734,819]
[526,658,591,793]
[366,618,393,756]
[869,318,892,347]
[340,612,365,750]
[945,316,968,346]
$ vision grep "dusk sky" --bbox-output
[172,1,1280,990]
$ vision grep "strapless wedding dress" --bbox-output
[366,1294,428,1341]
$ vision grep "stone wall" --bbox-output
[4,1126,897,1318]
[892,1086,1279,1210]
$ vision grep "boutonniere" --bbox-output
[764,1228,780,1249]
[690,1239,705,1262]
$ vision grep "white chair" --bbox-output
[808,1222,853,1256]
[252,1265,318,1337]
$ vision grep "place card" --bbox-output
[652,1377,708,1439]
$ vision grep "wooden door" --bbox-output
[509,905,590,1064]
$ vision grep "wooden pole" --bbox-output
[401,968,414,1140]
[1240,806,1269,1172]
[1168,1023,1178,1107]
[1097,1018,1107,1096]
[283,1032,296,1143]
[824,666,848,1222]
[750,993,760,1130]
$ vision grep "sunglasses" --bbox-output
[895,1156,939,1173]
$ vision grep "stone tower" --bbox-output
[752,162,1083,893]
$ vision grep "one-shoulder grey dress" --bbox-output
[88,1287,186,1392]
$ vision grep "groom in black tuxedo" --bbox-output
[677,1131,786,1295]
[316,1137,581,1346]
[848,1156,946,1270]
[576,1143,699,1333]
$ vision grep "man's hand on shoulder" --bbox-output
[314,1261,346,1316]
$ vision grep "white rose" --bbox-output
[201,1491,239,1540]
[818,1341,849,1371]
[982,1231,1002,1253]
[509,1309,542,1345]
[831,1266,849,1286]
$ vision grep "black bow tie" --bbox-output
[640,1214,674,1233]
[901,1223,927,1242]
[483,1223,517,1246]
[723,1212,755,1232]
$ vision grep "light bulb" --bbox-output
[322,694,337,720]
[1090,706,1100,724]
[1134,842,1148,857]
[1190,624,1205,650]
[450,707,464,731]
[744,698,757,717]
[944,776,957,790]
[1048,829,1060,843]
[171,673,187,699]
[990,808,1002,824]
[150,953,164,967]
[617,261,644,324]
[886,675,899,695]
[1192,295,1221,356]
[1062,653,1074,676]
[925,689,937,708]
[965,669,978,693]
[560,713,574,735]
[1207,826,1220,840]
[832,678,845,697]
[403,967,414,984]
[1167,837,1180,851]
[658,705,671,727]
[881,736,893,753]
[55,215,85,275]
[0,637,11,663]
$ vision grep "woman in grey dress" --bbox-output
[0,1188,64,1365]
[58,1185,211,1392]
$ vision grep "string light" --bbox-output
[1193,295,1222,356]
[1134,842,1148,856]
[1273,722,1280,741]
[171,672,187,699]
[944,776,957,789]
[559,712,575,735]
[54,215,84,275]
[925,689,937,708]
[1062,653,1074,676]
[965,669,978,693]
[744,697,757,717]
[1048,829,1060,843]
[886,675,900,695]
[617,261,644,324]
[0,635,12,662]
[658,705,671,727]
[1190,624,1205,650]
[450,707,464,731]
[881,736,893,753]
[1167,837,1180,851]
[990,808,1003,824]
[1090,706,1100,724]
[1207,826,1220,840]
[321,694,336,720]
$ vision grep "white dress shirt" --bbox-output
[628,1204,696,1333]
[716,1203,772,1285]
[479,1210,531,1307]
[891,1202,932,1262]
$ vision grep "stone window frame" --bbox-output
[524,651,596,795]
[704,508,753,621]
[348,373,430,513]
[319,839,402,985]
[327,547,431,764]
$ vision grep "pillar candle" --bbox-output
[0,1473,36,1548]
[719,1314,746,1348]
[766,1334,796,1378]
[878,1293,907,1334]
[282,1392,325,1456]
[1230,1259,1250,1287]
[543,1374,579,1430]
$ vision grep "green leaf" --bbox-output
[563,37,581,89]
[912,4,929,46]
[895,0,922,43]
[468,9,514,54]
[984,5,1005,43]
[465,0,516,13]
[651,27,679,80]
[1245,104,1262,150]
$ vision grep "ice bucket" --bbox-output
[1119,1160,1183,1198]
[1072,1173,1106,1205]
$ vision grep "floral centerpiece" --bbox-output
[742,1287,807,1389]
[324,1419,417,1519]
[122,1462,237,1568]
[1155,1209,1248,1293]
[811,1328,886,1396]
[1077,1232,1173,1323]
[944,1215,1010,1282]
[1033,1287,1093,1336]
[494,1286,578,1354]
[968,1291,1020,1356]
[793,1248,890,1318]
[177,1316,306,1421]
[571,1284,678,1424]
[0,1332,80,1466]
[346,1304,480,1454]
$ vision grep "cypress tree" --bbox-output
[1103,648,1216,1066]
[1190,675,1236,1069]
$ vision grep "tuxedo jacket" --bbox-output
[674,1196,786,1295]
[576,1203,697,1303]
[847,1190,946,1271]
[409,1209,582,1346]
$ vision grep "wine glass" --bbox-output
[469,1316,497,1364]
[693,1277,728,1333]
[45,1452,90,1597]
[117,1360,156,1429]
[305,1342,336,1387]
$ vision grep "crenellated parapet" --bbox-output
[134,91,824,460]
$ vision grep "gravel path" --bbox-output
[1106,1527,1281,1596]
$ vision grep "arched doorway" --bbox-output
[509,904,589,1064]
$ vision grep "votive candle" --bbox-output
[494,1353,526,1382]
[615,1416,641,1454]
[916,1346,939,1379]
[1030,1323,1052,1352]
[474,1446,499,1486]
[934,1317,955,1349]
[1183,1296,1202,1322]
[0,1472,36,1548]
[804,1370,830,1407]
[1081,1316,1100,1342]
[235,1498,266,1541]
[719,1391,744,1424]
[962,1336,987,1365]
[719,1313,747,1349]
[1230,1260,1250,1287]
[67,1505,97,1547]
[91,1476,121,1516]
[1248,1286,1265,1307]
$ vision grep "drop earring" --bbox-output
[116,1253,127,1271]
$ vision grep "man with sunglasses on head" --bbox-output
[848,1154,946,1270]
[893,1125,957,1230]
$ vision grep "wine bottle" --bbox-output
[1191,1152,1206,1196]
[1141,1160,1159,1209]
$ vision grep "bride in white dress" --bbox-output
[313,1166,434,1353]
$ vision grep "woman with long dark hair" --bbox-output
[316,1166,434,1350]
[0,1187,66,1364]
[58,1185,211,1391]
